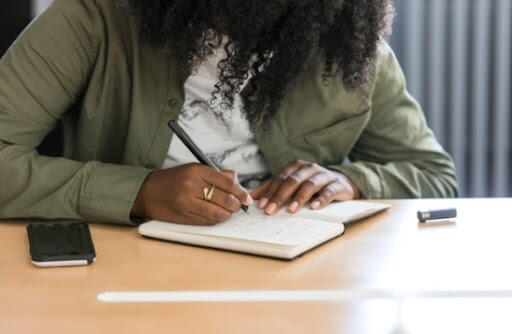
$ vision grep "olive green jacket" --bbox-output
[0,0,458,224]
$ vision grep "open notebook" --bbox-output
[138,201,390,260]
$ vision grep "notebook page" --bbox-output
[275,201,391,224]
[153,210,340,247]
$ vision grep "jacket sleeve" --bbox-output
[330,42,459,199]
[0,0,150,224]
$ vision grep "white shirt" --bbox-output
[162,45,270,189]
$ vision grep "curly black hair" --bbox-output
[121,0,394,129]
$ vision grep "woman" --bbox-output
[0,0,457,225]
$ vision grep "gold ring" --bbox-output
[203,185,215,201]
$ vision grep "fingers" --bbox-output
[176,184,242,226]
[263,162,322,215]
[250,180,271,200]
[287,172,335,213]
[311,173,359,209]
[205,186,242,213]
[182,211,219,226]
[257,160,303,210]
[200,166,253,206]
[191,198,233,224]
[310,181,349,210]
[220,169,237,180]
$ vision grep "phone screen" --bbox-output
[27,221,96,264]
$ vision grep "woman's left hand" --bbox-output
[251,160,360,215]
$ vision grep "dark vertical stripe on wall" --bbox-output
[427,0,448,146]
[492,0,511,197]
[470,0,491,197]
[0,1,31,56]
[449,0,469,197]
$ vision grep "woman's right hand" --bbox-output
[131,163,253,225]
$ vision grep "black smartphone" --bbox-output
[27,221,96,267]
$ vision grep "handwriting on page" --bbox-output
[166,211,339,246]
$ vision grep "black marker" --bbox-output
[417,208,457,223]
[168,120,249,213]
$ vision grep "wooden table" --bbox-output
[2,199,512,333]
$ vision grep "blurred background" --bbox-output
[1,0,511,198]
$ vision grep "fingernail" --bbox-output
[311,201,320,210]
[265,202,277,215]
[245,194,254,205]
[288,201,299,213]
[258,198,268,209]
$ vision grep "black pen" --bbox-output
[168,120,249,213]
